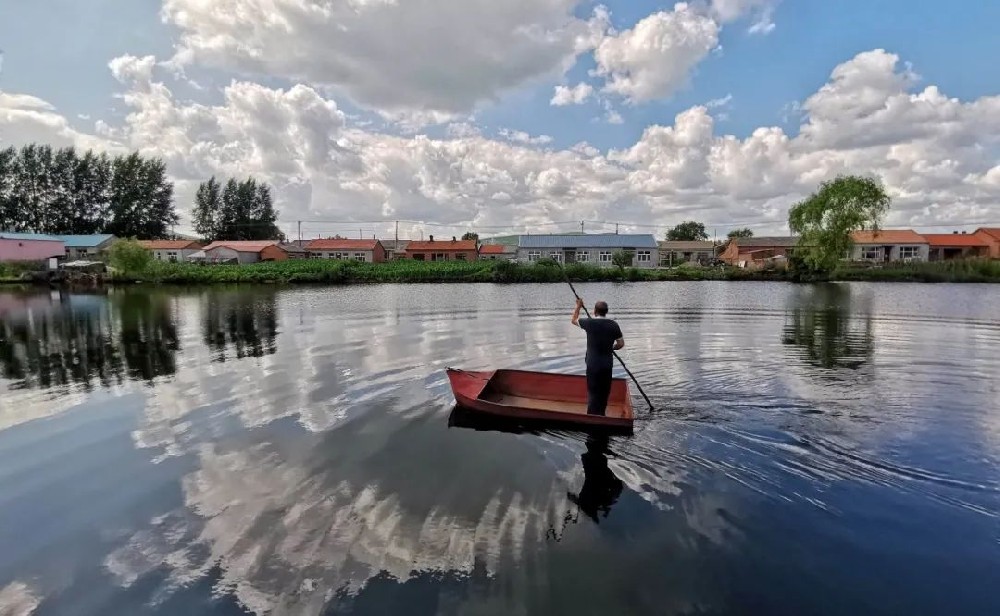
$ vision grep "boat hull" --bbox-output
[445,367,634,431]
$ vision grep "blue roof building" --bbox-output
[515,233,659,268]
[54,234,116,248]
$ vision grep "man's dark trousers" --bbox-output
[586,366,613,415]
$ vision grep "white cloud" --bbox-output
[606,109,625,124]
[161,0,610,122]
[711,0,778,34]
[2,49,998,236]
[550,83,594,106]
[706,94,733,108]
[593,4,720,103]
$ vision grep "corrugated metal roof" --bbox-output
[306,239,380,250]
[202,240,279,252]
[921,234,988,247]
[406,240,478,251]
[138,239,202,250]
[0,232,62,242]
[659,241,717,251]
[733,236,801,248]
[479,244,515,254]
[518,233,658,249]
[55,234,115,247]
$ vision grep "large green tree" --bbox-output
[666,221,708,241]
[197,176,280,241]
[0,144,172,237]
[727,227,753,239]
[788,175,891,273]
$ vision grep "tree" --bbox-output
[788,174,891,273]
[461,232,479,242]
[0,147,17,231]
[193,176,223,239]
[108,238,153,274]
[611,249,632,274]
[211,177,281,240]
[728,228,753,239]
[106,153,177,239]
[666,221,708,241]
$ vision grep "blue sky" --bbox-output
[1,0,998,236]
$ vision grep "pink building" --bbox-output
[0,233,66,262]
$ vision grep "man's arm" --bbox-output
[571,297,584,327]
[613,336,624,350]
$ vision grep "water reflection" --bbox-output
[201,287,278,362]
[781,283,874,369]
[0,288,178,390]
[568,435,624,524]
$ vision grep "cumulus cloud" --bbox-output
[2,49,998,236]
[711,0,778,34]
[551,83,594,106]
[160,0,610,123]
[593,4,720,103]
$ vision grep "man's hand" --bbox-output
[575,297,584,309]
[572,297,584,326]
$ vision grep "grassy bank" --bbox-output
[100,257,1000,285]
[114,259,788,285]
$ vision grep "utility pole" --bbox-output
[297,221,302,244]
[359,228,362,240]
[395,220,399,245]
[615,223,619,235]
[580,220,584,233]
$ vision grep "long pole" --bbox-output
[560,264,654,411]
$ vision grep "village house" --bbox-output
[973,228,1000,259]
[719,236,800,267]
[850,230,929,262]
[658,240,717,266]
[478,243,517,260]
[516,234,659,268]
[0,232,66,262]
[55,234,117,260]
[921,233,990,261]
[138,239,204,262]
[380,240,409,260]
[188,240,293,264]
[305,238,387,262]
[403,236,479,261]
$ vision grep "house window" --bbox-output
[413,254,425,261]
[167,251,178,262]
[898,246,921,261]
[575,251,589,262]
[599,251,612,263]
[431,252,447,261]
[636,250,651,263]
[548,251,563,262]
[861,246,881,261]
[386,250,395,260]
[353,252,366,261]
[456,253,467,261]
[527,251,541,262]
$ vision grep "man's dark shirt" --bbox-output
[577,317,623,371]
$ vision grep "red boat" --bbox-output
[445,367,634,431]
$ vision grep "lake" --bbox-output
[0,282,998,615]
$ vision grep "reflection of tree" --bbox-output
[0,289,179,390]
[781,284,874,369]
[201,288,278,362]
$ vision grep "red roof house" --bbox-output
[305,239,386,262]
[404,236,479,261]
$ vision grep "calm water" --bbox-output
[0,282,998,615]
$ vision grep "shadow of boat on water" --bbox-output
[446,404,634,438]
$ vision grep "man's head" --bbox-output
[594,301,609,317]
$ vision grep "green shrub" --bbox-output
[109,239,153,274]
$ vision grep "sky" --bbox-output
[0,0,998,240]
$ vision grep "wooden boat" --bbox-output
[445,367,634,432]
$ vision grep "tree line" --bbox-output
[0,144,176,238]
[193,176,281,241]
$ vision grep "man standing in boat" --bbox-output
[572,298,624,415]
